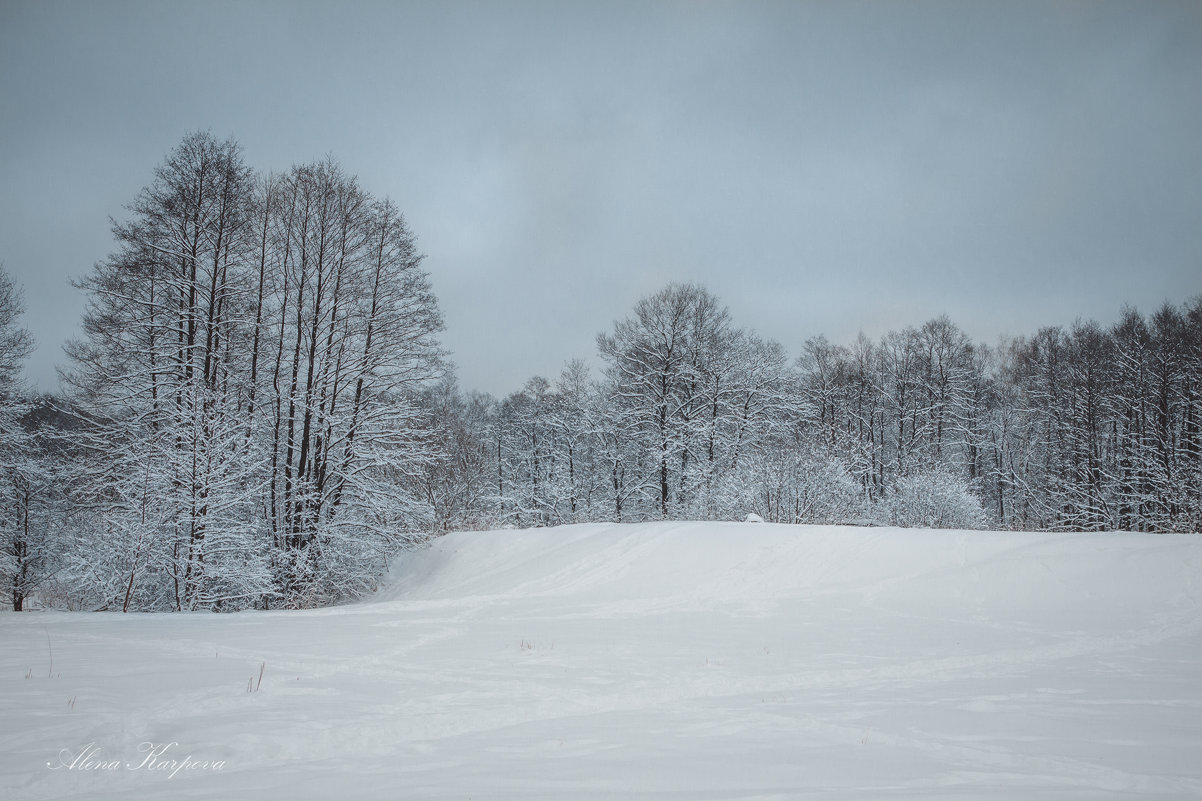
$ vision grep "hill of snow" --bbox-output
[3,522,1201,799]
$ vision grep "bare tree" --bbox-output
[0,264,40,610]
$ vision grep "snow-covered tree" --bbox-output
[410,376,497,533]
[596,283,794,520]
[882,468,988,530]
[596,284,729,517]
[60,135,443,609]
[62,133,269,610]
[0,265,41,610]
[259,161,443,605]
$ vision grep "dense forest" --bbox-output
[2,134,1199,611]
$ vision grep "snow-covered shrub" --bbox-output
[730,442,864,525]
[882,469,988,529]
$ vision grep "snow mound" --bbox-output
[380,521,1193,625]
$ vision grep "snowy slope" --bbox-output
[2,522,1201,800]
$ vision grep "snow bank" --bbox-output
[3,521,1200,800]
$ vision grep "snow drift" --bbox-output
[3,521,1201,800]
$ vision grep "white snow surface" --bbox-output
[3,521,1201,800]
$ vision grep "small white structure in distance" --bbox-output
[744,513,764,523]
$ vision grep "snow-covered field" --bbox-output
[2,522,1201,800]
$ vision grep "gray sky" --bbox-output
[2,0,1200,396]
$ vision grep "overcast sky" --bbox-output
[1,0,1199,395]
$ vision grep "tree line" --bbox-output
[1,133,1199,611]
[419,283,1202,539]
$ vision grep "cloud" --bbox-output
[1,0,1199,393]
